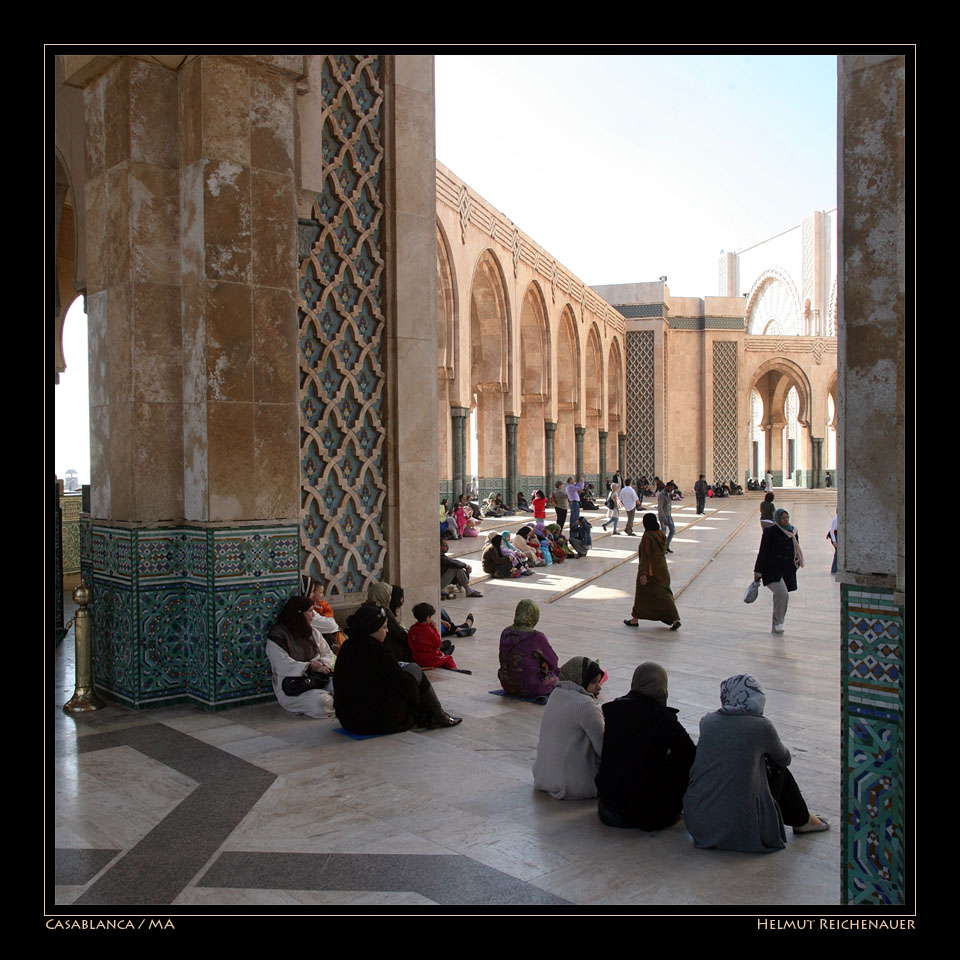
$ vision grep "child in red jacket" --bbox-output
[408,603,459,670]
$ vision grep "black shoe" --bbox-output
[428,713,463,729]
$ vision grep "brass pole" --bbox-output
[63,578,104,713]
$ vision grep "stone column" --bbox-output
[810,437,823,489]
[575,426,585,480]
[544,420,557,493]
[838,53,906,906]
[451,406,468,498]
[618,433,627,478]
[598,430,607,489]
[505,415,520,509]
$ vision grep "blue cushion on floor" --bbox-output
[332,726,390,740]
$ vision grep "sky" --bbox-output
[435,53,837,297]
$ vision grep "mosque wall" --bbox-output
[59,53,438,709]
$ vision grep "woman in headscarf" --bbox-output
[623,513,681,630]
[753,507,804,635]
[545,522,577,560]
[505,528,543,567]
[366,582,414,661]
[498,599,560,699]
[334,603,462,734]
[595,663,696,829]
[482,533,518,579]
[533,657,605,799]
[265,596,337,719]
[682,674,828,853]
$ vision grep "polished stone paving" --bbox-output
[52,492,842,910]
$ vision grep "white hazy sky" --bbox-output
[435,53,837,297]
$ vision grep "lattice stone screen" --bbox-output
[625,330,655,477]
[298,55,387,600]
[712,341,739,482]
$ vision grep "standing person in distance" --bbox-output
[657,481,676,553]
[694,475,708,515]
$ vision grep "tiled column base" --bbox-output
[841,583,906,904]
[80,520,299,710]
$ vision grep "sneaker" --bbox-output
[772,622,784,635]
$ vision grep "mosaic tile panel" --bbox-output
[614,303,664,319]
[299,55,386,604]
[82,523,299,709]
[841,584,906,905]
[712,341,738,483]
[625,330,655,478]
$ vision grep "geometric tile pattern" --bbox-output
[712,340,738,483]
[841,585,906,905]
[60,492,82,575]
[84,523,299,710]
[625,330,655,478]
[54,482,65,643]
[298,54,386,603]
[613,303,664,319]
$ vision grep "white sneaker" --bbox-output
[772,622,784,635]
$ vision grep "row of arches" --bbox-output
[437,221,626,499]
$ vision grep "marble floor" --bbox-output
[52,492,843,911]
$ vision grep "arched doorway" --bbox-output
[607,338,624,476]
[749,359,812,487]
[436,220,458,496]
[583,324,603,480]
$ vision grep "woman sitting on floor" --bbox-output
[498,599,560,700]
[682,674,828,852]
[513,526,545,566]
[533,657,605,799]
[334,604,462,734]
[595,662,696,829]
[265,596,337,719]
[366,582,414,662]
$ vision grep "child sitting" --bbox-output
[408,602,461,671]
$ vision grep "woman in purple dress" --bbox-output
[498,599,560,700]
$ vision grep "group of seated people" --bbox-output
[497,599,828,851]
[441,495,484,540]
[267,578,473,734]
[267,587,826,854]
[708,479,743,497]
[480,520,592,578]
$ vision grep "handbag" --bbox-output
[743,579,760,604]
[282,671,332,696]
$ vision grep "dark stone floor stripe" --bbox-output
[199,852,571,906]
[55,848,121,885]
[69,724,276,906]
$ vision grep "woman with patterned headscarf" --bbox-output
[682,674,828,853]
[497,599,560,700]
[594,662,696,829]
[533,657,605,799]
[753,507,805,635]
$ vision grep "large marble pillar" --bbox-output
[618,433,627,478]
[544,420,557,494]
[575,426,585,480]
[837,53,907,906]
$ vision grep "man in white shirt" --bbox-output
[619,478,639,535]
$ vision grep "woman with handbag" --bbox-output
[753,508,804,635]
[266,596,337,719]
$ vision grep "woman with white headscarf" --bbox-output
[682,674,828,853]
